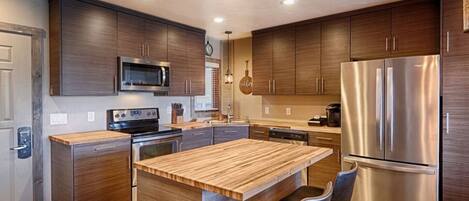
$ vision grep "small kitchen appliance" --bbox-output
[326,103,341,127]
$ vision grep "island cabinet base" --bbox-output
[137,171,303,201]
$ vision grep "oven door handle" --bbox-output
[132,133,182,144]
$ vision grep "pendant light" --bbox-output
[224,31,233,84]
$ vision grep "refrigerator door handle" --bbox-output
[343,156,436,175]
[376,68,384,151]
[387,67,394,152]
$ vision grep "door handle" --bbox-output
[141,43,145,57]
[385,37,389,51]
[387,67,394,152]
[272,80,276,94]
[376,68,384,151]
[146,44,150,57]
[315,77,319,94]
[189,80,192,94]
[268,80,272,94]
[343,156,436,175]
[392,36,397,51]
[321,77,325,94]
[446,113,450,135]
[10,145,27,151]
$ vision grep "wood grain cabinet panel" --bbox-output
[272,28,296,95]
[295,23,321,95]
[249,126,270,141]
[50,0,118,96]
[168,25,189,96]
[181,127,213,151]
[186,30,206,96]
[117,12,145,58]
[442,55,469,201]
[145,20,168,61]
[391,1,439,57]
[307,132,341,189]
[252,32,273,95]
[351,10,392,60]
[51,139,131,201]
[321,18,350,95]
[442,0,469,57]
[213,126,249,144]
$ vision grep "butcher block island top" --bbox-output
[135,139,333,201]
[49,131,129,145]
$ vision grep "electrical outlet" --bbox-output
[264,106,270,115]
[286,108,291,116]
[50,113,68,125]
[87,112,95,122]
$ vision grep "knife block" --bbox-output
[171,108,184,124]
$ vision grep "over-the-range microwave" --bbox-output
[118,56,170,93]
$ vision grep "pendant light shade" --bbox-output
[224,31,233,84]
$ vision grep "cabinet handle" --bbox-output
[446,113,450,135]
[316,77,319,94]
[316,137,333,141]
[321,77,325,94]
[184,80,188,94]
[253,130,265,134]
[94,144,117,152]
[446,31,450,53]
[272,80,277,94]
[189,80,192,94]
[385,37,389,51]
[268,80,272,94]
[146,44,150,57]
[224,131,238,133]
[392,36,396,51]
[141,43,145,57]
[193,132,207,136]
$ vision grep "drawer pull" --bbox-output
[94,144,117,152]
[253,130,265,134]
[194,132,208,136]
[316,137,333,141]
[224,131,238,133]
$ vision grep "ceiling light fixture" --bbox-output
[281,0,295,5]
[214,17,224,23]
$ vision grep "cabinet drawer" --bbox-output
[308,132,341,145]
[249,126,269,141]
[213,126,249,144]
[73,139,131,201]
[181,127,213,151]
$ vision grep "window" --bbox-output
[194,60,220,112]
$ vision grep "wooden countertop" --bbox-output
[249,119,341,134]
[49,131,130,145]
[168,122,213,130]
[135,139,332,200]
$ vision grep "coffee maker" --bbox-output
[326,103,341,127]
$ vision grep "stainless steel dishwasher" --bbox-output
[269,128,309,184]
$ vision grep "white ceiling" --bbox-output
[102,0,400,39]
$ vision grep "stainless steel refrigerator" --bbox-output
[341,55,440,201]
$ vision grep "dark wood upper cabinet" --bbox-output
[442,55,469,201]
[442,0,469,57]
[391,1,440,57]
[50,0,118,96]
[145,20,168,61]
[295,23,321,95]
[272,28,296,95]
[186,30,205,96]
[351,10,392,60]
[117,12,145,59]
[168,25,188,96]
[252,32,273,95]
[321,17,350,96]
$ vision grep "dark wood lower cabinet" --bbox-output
[213,126,249,144]
[51,139,131,201]
[307,132,341,189]
[181,127,213,151]
[249,126,269,141]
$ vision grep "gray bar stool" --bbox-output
[281,162,358,201]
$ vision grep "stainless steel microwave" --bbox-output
[119,57,170,92]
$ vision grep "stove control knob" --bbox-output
[152,112,156,116]
[147,112,151,116]
[121,113,126,118]
[114,114,120,118]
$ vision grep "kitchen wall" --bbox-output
[0,1,211,200]
[229,37,340,121]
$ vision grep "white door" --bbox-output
[0,32,33,201]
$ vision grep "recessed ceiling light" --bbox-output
[214,17,224,23]
[281,0,295,5]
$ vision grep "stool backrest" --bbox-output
[331,162,358,201]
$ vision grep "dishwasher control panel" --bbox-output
[269,128,308,142]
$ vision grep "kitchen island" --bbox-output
[134,139,332,201]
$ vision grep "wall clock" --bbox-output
[205,41,214,56]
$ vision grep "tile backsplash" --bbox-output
[260,95,340,120]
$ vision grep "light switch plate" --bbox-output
[50,113,68,125]
[87,112,95,122]
[264,107,270,115]
[286,108,291,116]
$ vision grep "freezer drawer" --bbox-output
[343,156,438,201]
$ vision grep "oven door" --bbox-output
[131,134,181,187]
[119,57,170,92]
